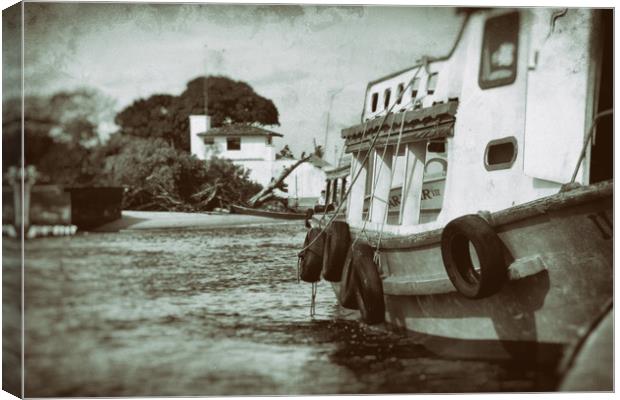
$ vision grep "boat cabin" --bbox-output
[341,8,612,236]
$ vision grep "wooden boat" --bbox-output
[229,204,310,220]
[316,7,612,381]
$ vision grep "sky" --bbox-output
[4,2,463,163]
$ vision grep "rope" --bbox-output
[374,111,407,266]
[353,72,422,252]
[310,282,317,317]
[569,109,613,184]
[318,117,375,227]
[351,115,397,249]
[296,254,302,283]
[299,63,425,255]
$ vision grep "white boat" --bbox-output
[300,7,612,388]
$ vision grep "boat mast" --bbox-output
[203,43,209,117]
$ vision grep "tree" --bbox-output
[48,88,116,146]
[180,76,279,127]
[114,75,280,151]
[101,136,261,211]
[3,89,115,184]
[114,94,178,147]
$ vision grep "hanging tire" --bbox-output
[299,228,325,283]
[338,247,358,309]
[352,243,385,324]
[440,214,507,299]
[322,221,351,282]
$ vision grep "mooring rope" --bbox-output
[300,63,425,254]
[374,111,407,267]
[296,254,302,283]
[352,106,399,249]
[569,109,613,184]
[310,282,318,317]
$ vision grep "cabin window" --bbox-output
[479,12,520,89]
[266,136,272,145]
[427,73,439,95]
[411,77,420,99]
[371,93,379,112]
[427,140,445,153]
[203,137,214,145]
[484,136,517,171]
[396,83,404,105]
[227,137,241,151]
[383,88,391,110]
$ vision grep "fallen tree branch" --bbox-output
[247,152,312,208]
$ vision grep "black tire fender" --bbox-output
[338,247,358,309]
[352,243,385,324]
[300,228,325,283]
[322,221,351,282]
[440,214,507,299]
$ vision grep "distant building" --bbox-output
[189,115,328,207]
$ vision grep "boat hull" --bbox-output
[334,182,613,351]
[229,204,308,220]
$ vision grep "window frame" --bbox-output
[478,12,520,90]
[411,77,420,100]
[226,136,241,151]
[370,93,379,112]
[396,83,404,105]
[427,72,439,95]
[383,88,391,110]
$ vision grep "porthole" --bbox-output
[484,136,517,171]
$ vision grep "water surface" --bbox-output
[23,224,559,396]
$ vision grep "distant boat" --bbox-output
[229,204,309,220]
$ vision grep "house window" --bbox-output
[479,12,520,89]
[412,77,420,99]
[371,93,379,112]
[383,88,391,109]
[427,73,438,95]
[203,137,214,145]
[227,137,241,151]
[396,83,404,105]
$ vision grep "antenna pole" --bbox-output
[203,44,208,117]
[323,88,345,164]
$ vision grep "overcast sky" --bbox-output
[6,2,463,162]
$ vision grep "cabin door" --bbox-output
[523,9,601,184]
[589,10,613,184]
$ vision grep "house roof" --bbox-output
[325,154,351,179]
[198,124,284,138]
[307,154,331,169]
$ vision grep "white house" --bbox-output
[189,115,328,206]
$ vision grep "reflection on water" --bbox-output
[23,224,558,396]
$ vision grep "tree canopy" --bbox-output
[98,134,261,211]
[3,80,270,211]
[3,85,264,211]
[3,89,115,184]
[115,75,280,151]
